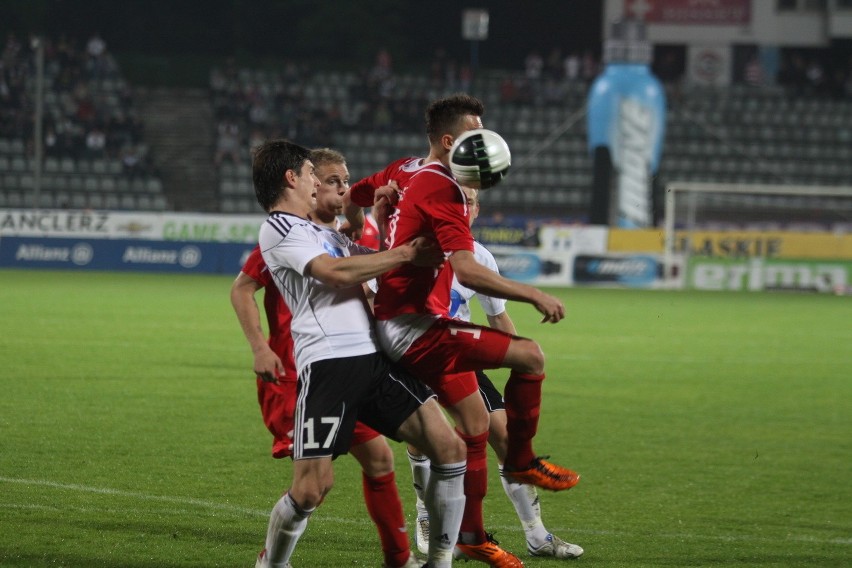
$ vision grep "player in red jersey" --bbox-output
[350,94,579,567]
[231,148,421,568]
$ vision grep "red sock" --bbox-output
[458,429,489,544]
[503,371,545,470]
[362,471,410,568]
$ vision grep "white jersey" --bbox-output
[448,241,506,322]
[259,212,379,373]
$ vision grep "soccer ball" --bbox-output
[449,128,511,189]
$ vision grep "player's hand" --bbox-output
[373,180,400,208]
[533,291,565,324]
[407,236,445,268]
[373,181,399,232]
[253,346,285,384]
[338,221,362,241]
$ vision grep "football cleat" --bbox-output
[384,552,424,567]
[255,549,291,568]
[503,456,580,492]
[454,533,524,567]
[528,533,584,559]
[414,515,430,555]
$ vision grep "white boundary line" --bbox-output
[2,476,849,546]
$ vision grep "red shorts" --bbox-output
[256,377,380,458]
[400,318,512,406]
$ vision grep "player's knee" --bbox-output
[291,481,333,510]
[514,338,545,374]
[358,441,394,477]
[441,432,466,464]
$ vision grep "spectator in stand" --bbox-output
[806,58,826,96]
[545,47,563,80]
[85,125,107,159]
[563,51,581,82]
[524,50,544,83]
[121,145,143,179]
[215,119,242,166]
[744,54,764,87]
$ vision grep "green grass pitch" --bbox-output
[0,268,849,567]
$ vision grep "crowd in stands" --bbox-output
[0,31,158,179]
[209,46,604,167]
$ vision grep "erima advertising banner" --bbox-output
[0,236,255,274]
[0,209,263,242]
[688,258,851,292]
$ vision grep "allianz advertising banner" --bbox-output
[0,236,255,274]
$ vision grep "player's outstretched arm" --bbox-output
[306,237,444,288]
[230,272,285,383]
[450,250,565,324]
[340,188,365,241]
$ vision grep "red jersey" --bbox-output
[241,245,296,379]
[355,211,380,251]
[352,158,474,320]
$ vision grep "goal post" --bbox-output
[662,182,852,288]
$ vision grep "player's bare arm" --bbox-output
[450,250,565,323]
[230,272,285,383]
[305,237,444,288]
[486,310,518,336]
[340,188,365,240]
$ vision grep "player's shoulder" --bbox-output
[262,212,318,238]
[473,240,499,270]
[407,162,459,193]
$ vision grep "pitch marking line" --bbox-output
[2,476,849,546]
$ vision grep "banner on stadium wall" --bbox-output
[0,236,255,274]
[608,229,852,260]
[486,225,609,286]
[625,0,751,25]
[0,209,264,243]
[687,258,851,292]
[687,45,731,87]
[571,253,672,289]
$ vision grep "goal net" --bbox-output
[662,182,852,292]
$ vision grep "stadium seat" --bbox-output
[146,178,163,193]
[70,193,88,209]
[120,194,136,209]
[68,176,84,192]
[6,191,22,207]
[84,177,100,192]
[152,195,167,211]
[60,158,76,173]
[100,177,117,192]
[104,193,120,209]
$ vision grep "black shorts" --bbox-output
[294,352,434,459]
[476,370,505,412]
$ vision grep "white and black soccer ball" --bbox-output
[449,128,511,190]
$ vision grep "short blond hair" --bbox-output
[310,147,346,169]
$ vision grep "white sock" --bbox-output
[407,450,431,519]
[425,460,466,568]
[265,492,314,567]
[499,464,549,545]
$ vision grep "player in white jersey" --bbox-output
[252,139,466,568]
[407,187,584,561]
[235,148,423,568]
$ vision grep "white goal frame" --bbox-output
[663,182,852,282]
